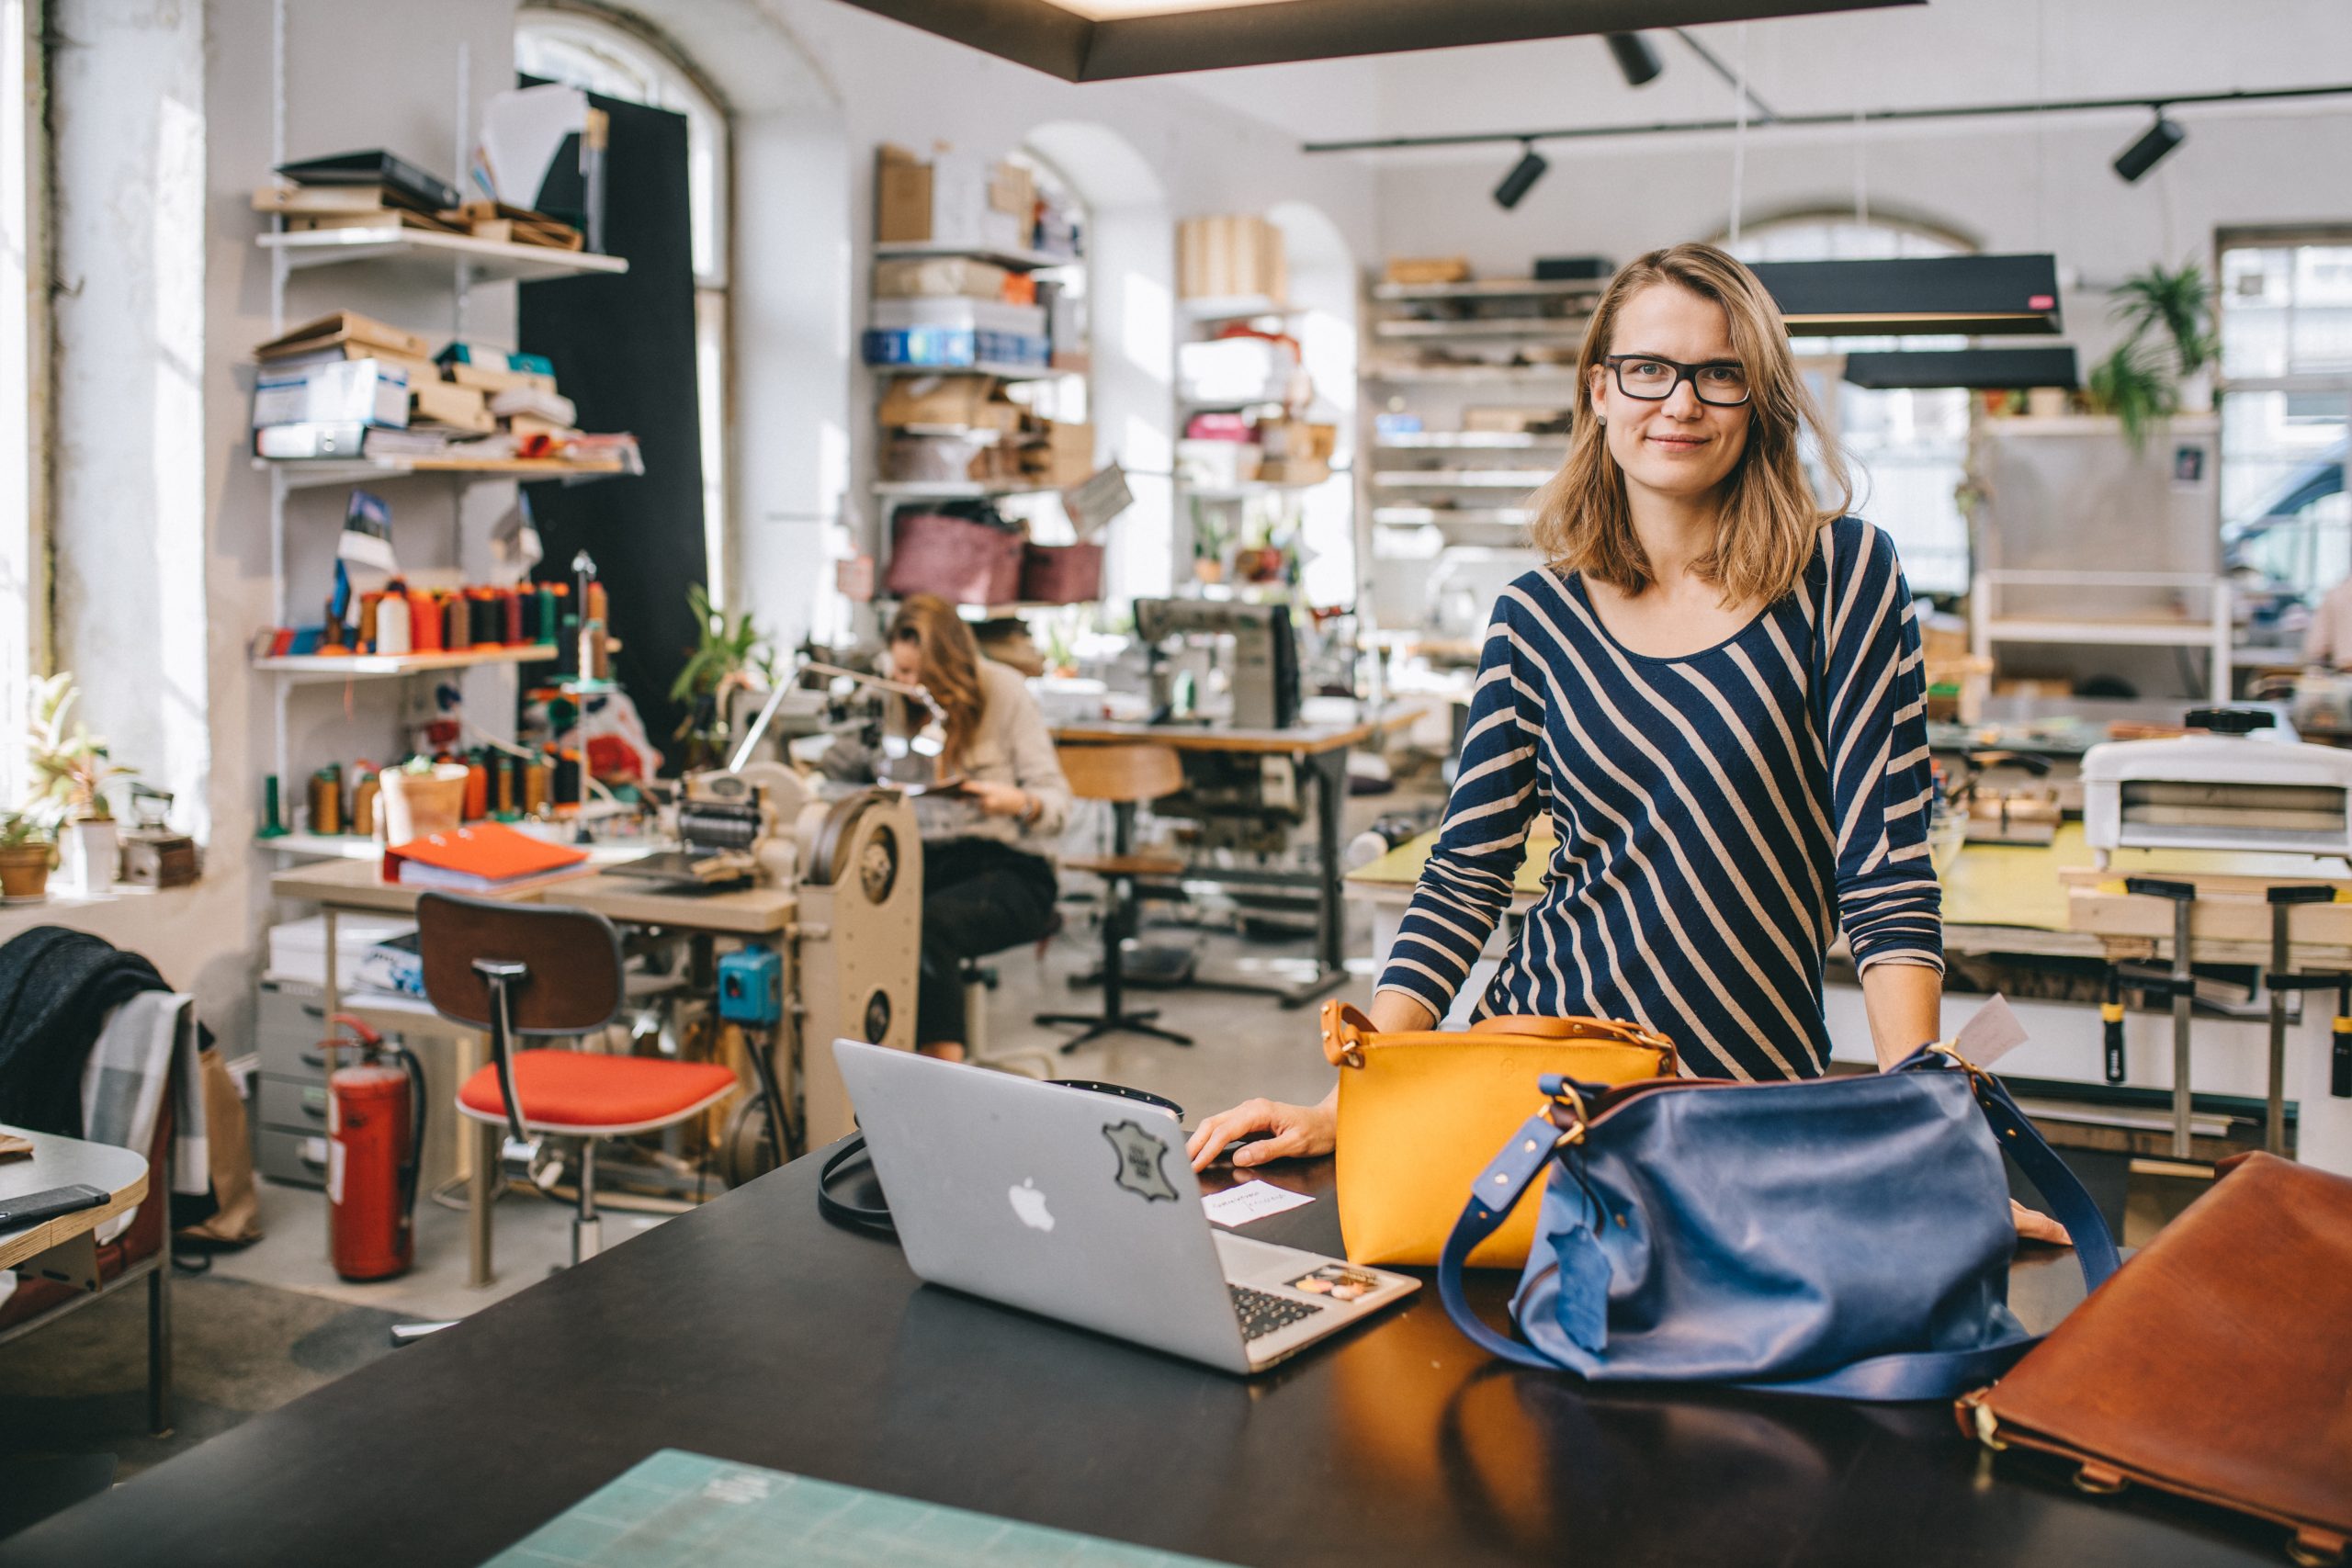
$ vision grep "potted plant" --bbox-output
[2086,261,2218,452]
[0,811,53,901]
[668,584,776,772]
[28,673,135,894]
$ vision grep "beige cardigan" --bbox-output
[911,659,1072,851]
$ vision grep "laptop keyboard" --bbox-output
[1229,1283,1327,1343]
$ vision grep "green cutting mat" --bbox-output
[481,1450,1239,1568]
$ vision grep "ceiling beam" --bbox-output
[831,0,1920,83]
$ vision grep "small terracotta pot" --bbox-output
[0,843,53,899]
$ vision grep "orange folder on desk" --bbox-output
[384,822,589,893]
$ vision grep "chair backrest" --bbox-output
[1057,743,1182,805]
[414,892,625,1037]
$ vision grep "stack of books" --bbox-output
[256,150,464,234]
[255,152,586,252]
[249,311,640,471]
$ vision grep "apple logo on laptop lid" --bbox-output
[1009,1179,1055,1232]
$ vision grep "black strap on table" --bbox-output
[816,1135,895,1235]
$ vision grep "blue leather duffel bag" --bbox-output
[1438,1046,2121,1401]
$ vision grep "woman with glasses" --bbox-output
[1187,243,2064,1243]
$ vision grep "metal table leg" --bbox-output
[147,1258,172,1437]
[2263,885,2335,1160]
[467,1030,494,1288]
[2126,878,2199,1159]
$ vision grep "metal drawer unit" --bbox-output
[254,978,332,1189]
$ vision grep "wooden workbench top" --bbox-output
[541,874,797,936]
[1052,701,1431,756]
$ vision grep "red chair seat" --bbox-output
[458,1051,740,1135]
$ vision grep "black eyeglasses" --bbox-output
[1603,354,1752,406]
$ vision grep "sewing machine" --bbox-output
[1134,597,1300,731]
[2083,712,2352,866]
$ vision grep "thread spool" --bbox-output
[349,770,379,839]
[502,586,524,647]
[495,753,517,817]
[443,593,469,653]
[356,592,382,653]
[524,759,551,816]
[407,587,442,653]
[463,753,490,820]
[376,591,412,656]
[309,764,343,838]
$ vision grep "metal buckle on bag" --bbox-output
[1547,1080,1590,1151]
[1928,1042,1994,1097]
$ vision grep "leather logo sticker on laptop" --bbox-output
[1102,1120,1179,1203]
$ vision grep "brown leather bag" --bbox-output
[1957,1153,2352,1564]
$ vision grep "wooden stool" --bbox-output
[1035,743,1193,1051]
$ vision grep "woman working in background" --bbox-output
[1183,243,2064,1243]
[879,595,1071,1062]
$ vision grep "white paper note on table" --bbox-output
[1202,1180,1313,1228]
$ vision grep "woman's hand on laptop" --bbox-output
[1186,1089,1338,1173]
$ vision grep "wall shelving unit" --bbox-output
[256,31,630,854]
[1357,273,1601,659]
[865,237,1087,624]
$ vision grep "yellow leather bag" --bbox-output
[1321,1000,1677,1269]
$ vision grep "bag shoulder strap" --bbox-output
[1438,1062,2122,1388]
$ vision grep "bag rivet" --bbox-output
[1522,1139,1537,1154]
[1492,1172,1509,1185]
[1614,1213,1626,1227]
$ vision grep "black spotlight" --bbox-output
[1605,31,1664,87]
[2113,111,2184,183]
[1493,142,1548,211]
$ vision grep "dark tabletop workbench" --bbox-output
[1,1145,2285,1568]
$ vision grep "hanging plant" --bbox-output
[2086,339,2177,454]
[2086,261,2216,452]
[2110,261,2218,380]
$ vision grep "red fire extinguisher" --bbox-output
[323,1013,426,1281]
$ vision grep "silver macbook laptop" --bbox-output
[833,1040,1418,1374]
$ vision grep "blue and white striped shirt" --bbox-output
[1375,517,1941,1081]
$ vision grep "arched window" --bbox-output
[1725,212,1976,596]
[516,7,733,604]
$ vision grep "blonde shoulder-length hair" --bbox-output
[1528,242,1851,606]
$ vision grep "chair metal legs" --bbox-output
[1035,867,1193,1052]
[573,1138,602,1264]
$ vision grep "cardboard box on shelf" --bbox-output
[1178,215,1286,303]
[253,358,410,430]
[256,310,433,365]
[1258,457,1332,487]
[1176,439,1262,490]
[412,378,493,434]
[874,255,1012,300]
[877,376,1025,434]
[1464,405,1574,434]
[1257,419,1337,462]
[1021,422,1095,488]
[1384,256,1473,286]
[449,360,560,396]
[875,143,1026,252]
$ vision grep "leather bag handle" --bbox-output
[1436,1050,2122,1398]
[1321,998,1678,1072]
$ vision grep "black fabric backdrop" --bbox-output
[518,85,706,771]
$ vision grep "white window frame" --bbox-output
[2214,226,2352,617]
[0,0,45,806]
